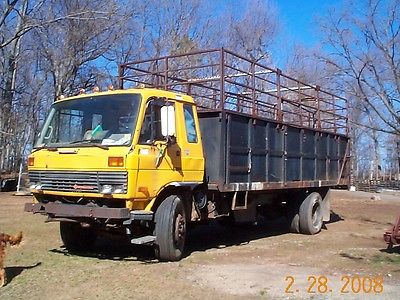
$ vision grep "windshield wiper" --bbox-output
[31,146,58,153]
[69,140,109,150]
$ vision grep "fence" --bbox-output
[355,180,400,193]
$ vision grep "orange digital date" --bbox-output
[285,275,384,294]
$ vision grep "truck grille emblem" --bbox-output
[73,184,95,190]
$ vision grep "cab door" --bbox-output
[178,103,205,183]
[135,98,183,199]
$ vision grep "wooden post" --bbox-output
[16,162,22,192]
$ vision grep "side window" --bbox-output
[183,104,198,143]
[138,101,167,144]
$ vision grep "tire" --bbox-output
[154,195,187,261]
[286,198,300,233]
[60,222,96,252]
[289,212,300,233]
[299,192,323,235]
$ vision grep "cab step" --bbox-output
[130,235,156,245]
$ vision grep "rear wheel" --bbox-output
[299,192,323,235]
[154,195,187,261]
[60,222,96,252]
[286,197,301,233]
[288,212,300,233]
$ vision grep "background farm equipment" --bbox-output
[384,215,400,248]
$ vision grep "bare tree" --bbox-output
[318,0,400,134]
[383,130,400,179]
[33,0,127,99]
[0,0,128,172]
[145,0,211,57]
[1,0,32,171]
[220,0,279,63]
[0,0,287,175]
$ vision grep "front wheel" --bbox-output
[60,222,96,252]
[154,195,187,261]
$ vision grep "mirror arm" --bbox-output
[166,135,176,146]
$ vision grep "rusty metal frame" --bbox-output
[119,48,349,136]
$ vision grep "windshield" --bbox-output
[35,94,141,148]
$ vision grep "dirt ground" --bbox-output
[0,190,399,299]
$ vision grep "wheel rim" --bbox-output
[311,201,322,228]
[174,213,186,249]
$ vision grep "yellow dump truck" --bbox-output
[25,49,350,261]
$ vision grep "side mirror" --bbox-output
[44,125,53,140]
[160,105,176,139]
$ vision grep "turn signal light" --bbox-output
[108,156,124,167]
[28,157,34,166]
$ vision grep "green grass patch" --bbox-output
[371,253,400,264]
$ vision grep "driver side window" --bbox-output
[138,101,164,144]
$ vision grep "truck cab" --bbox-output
[26,87,205,261]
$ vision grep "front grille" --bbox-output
[29,171,128,193]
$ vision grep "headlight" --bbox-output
[101,184,125,194]
[112,186,124,194]
[101,185,113,194]
[30,184,42,191]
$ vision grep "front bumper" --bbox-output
[24,202,130,219]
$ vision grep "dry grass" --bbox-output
[0,190,399,299]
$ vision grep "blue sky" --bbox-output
[272,0,345,66]
[214,0,345,67]
[223,0,344,46]
[274,0,343,46]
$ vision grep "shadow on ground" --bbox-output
[5,262,41,285]
[380,245,400,254]
[49,212,342,262]
[325,210,344,224]
[185,217,288,256]
[50,237,156,263]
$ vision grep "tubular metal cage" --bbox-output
[119,48,348,136]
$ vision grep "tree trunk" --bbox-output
[0,0,28,172]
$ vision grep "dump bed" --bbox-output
[119,48,350,191]
[199,110,349,192]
